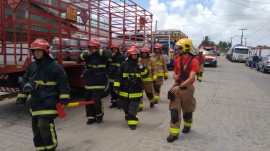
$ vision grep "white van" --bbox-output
[231,45,249,62]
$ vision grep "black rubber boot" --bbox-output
[138,108,143,112]
[129,125,137,130]
[167,135,178,143]
[150,102,154,108]
[86,119,96,125]
[154,100,158,104]
[182,126,191,133]
[96,115,103,123]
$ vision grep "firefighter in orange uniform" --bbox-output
[108,43,125,108]
[138,46,157,111]
[167,38,199,143]
[16,38,70,151]
[151,43,168,104]
[77,39,112,125]
[196,49,205,82]
[114,47,148,130]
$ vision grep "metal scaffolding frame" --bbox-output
[0,0,152,74]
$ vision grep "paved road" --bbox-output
[0,56,270,151]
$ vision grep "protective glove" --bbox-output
[22,81,38,93]
[113,87,119,94]
[59,99,69,106]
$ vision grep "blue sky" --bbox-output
[131,0,270,47]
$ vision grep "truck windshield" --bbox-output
[203,49,216,55]
[234,48,248,54]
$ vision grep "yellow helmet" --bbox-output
[175,38,193,52]
[198,49,204,53]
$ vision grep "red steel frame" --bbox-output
[0,0,152,87]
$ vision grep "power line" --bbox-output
[245,19,270,37]
[240,0,270,4]
[249,30,270,45]
[228,0,267,11]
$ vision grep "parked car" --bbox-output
[256,56,270,73]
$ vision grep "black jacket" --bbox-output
[114,59,148,101]
[17,57,70,118]
[77,49,112,88]
[108,52,125,81]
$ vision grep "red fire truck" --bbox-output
[0,0,153,93]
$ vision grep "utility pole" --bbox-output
[239,28,247,45]
[230,37,233,47]
[244,37,247,46]
[155,20,157,33]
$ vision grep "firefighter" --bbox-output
[151,43,168,104]
[138,46,157,111]
[196,49,205,82]
[16,38,70,151]
[76,39,112,125]
[167,38,199,143]
[113,47,148,130]
[108,43,125,108]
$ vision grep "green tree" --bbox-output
[199,36,216,47]
[199,36,231,53]
[217,41,231,53]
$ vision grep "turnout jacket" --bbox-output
[17,57,70,118]
[108,52,125,83]
[77,49,112,89]
[141,57,157,83]
[114,59,148,100]
[151,53,168,78]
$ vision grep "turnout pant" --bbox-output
[169,85,196,136]
[109,82,118,103]
[140,82,155,108]
[32,117,57,151]
[121,98,140,126]
[85,89,104,120]
[154,76,164,101]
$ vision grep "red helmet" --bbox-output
[88,39,100,48]
[30,38,50,54]
[154,43,162,49]
[141,46,150,53]
[127,47,139,57]
[111,43,119,49]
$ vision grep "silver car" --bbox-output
[256,56,270,73]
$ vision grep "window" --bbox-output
[234,48,249,54]
[203,49,216,55]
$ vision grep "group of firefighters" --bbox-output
[16,37,205,150]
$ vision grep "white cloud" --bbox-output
[147,0,270,47]
[168,0,186,9]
